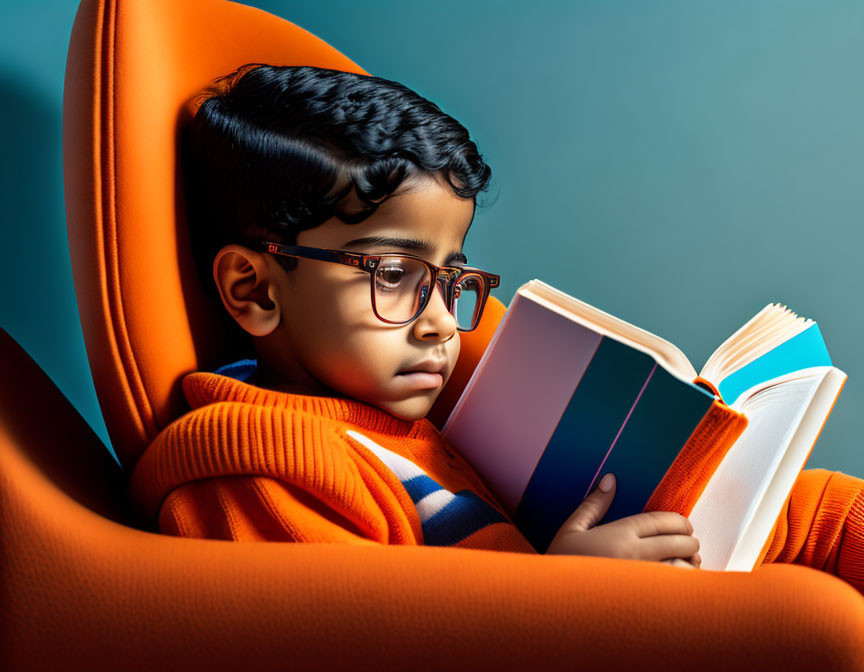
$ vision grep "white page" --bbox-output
[686,370,825,571]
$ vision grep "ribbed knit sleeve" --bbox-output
[644,400,747,518]
[760,468,864,595]
[128,402,423,545]
[158,475,384,544]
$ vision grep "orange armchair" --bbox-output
[2,0,863,669]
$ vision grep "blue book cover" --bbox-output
[511,336,715,552]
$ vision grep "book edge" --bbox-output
[519,280,700,385]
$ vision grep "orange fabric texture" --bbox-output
[760,468,864,593]
[643,399,748,518]
[128,371,536,553]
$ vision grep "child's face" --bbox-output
[213,172,476,421]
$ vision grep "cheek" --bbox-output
[290,275,401,383]
[313,331,408,403]
[293,270,376,334]
[449,332,461,371]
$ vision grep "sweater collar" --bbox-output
[181,359,425,436]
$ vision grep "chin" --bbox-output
[377,396,436,422]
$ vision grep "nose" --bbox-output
[412,279,457,341]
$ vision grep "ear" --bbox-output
[212,244,282,337]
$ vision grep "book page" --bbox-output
[699,304,818,390]
[685,369,828,572]
[725,366,846,571]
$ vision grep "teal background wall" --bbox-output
[2,0,862,476]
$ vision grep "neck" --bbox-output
[248,361,348,400]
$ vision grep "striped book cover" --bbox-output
[441,281,740,554]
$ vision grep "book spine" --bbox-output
[693,375,722,399]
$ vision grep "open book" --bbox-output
[442,279,846,571]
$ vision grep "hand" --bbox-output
[545,473,702,569]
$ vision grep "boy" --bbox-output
[128,65,863,585]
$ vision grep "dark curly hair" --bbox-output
[181,63,494,302]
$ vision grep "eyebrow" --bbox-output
[340,235,468,265]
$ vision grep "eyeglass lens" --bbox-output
[373,257,482,330]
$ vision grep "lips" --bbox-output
[396,359,448,390]
[395,371,444,389]
[397,359,448,376]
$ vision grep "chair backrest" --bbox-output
[0,326,135,526]
[63,0,504,471]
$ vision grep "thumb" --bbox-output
[562,473,616,532]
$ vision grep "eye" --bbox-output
[375,264,405,292]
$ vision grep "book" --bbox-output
[442,279,847,571]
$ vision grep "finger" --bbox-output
[661,558,695,569]
[692,552,702,568]
[661,558,697,569]
[557,473,616,533]
[630,511,694,538]
[640,534,700,562]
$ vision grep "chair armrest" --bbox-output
[3,488,864,671]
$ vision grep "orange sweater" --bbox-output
[128,365,536,553]
[129,362,864,594]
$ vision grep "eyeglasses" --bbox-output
[255,240,500,332]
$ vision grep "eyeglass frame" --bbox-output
[253,240,500,332]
